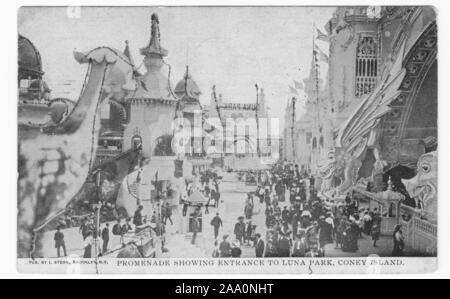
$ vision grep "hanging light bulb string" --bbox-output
[162,59,181,101]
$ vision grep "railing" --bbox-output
[399,203,437,255]
[413,217,437,236]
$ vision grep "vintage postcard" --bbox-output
[17,6,437,274]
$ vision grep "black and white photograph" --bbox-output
[14,4,439,275]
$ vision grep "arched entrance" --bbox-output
[379,21,437,166]
[233,136,257,157]
[131,134,142,151]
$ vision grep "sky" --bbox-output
[18,6,334,126]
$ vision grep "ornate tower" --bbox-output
[123,13,177,157]
[140,14,168,73]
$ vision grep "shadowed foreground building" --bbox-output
[284,6,437,255]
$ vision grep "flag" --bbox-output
[314,44,329,64]
[313,44,319,60]
[289,86,299,95]
[316,27,329,42]
[293,80,304,90]
[318,49,329,63]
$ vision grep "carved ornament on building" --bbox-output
[333,20,355,49]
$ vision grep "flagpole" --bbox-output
[255,84,261,158]
[291,97,296,163]
[313,23,321,143]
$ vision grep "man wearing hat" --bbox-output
[210,213,223,240]
[101,223,110,254]
[54,226,67,258]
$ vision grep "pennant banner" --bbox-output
[289,86,299,95]
[314,44,329,64]
[316,27,329,42]
[293,80,304,90]
[318,50,329,63]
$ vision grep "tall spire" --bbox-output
[130,12,174,100]
[123,40,141,77]
[183,65,191,80]
[140,13,168,57]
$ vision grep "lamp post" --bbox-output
[93,170,102,258]
[255,84,261,158]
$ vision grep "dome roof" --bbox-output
[174,68,201,99]
[18,35,43,79]
[28,79,51,92]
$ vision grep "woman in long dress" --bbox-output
[244,202,253,220]
[371,213,382,247]
[342,218,359,252]
[83,232,93,258]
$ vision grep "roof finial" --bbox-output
[151,13,159,24]
[140,12,168,57]
[150,13,160,49]
[387,176,393,191]
[184,65,189,97]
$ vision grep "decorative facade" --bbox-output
[122,14,178,159]
[320,6,437,254]
[205,88,279,169]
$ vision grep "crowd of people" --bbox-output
[212,163,405,258]
[51,164,406,259]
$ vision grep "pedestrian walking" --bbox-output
[112,219,124,244]
[254,233,265,257]
[244,201,253,220]
[292,232,307,257]
[133,205,144,227]
[392,224,405,257]
[163,202,173,225]
[191,215,200,245]
[219,235,231,257]
[83,231,93,258]
[54,226,67,258]
[371,212,382,247]
[234,216,246,244]
[79,218,90,240]
[210,213,223,240]
[101,223,110,254]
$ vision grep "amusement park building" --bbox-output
[96,13,207,166]
[288,6,437,254]
[18,35,51,104]
[205,88,280,170]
